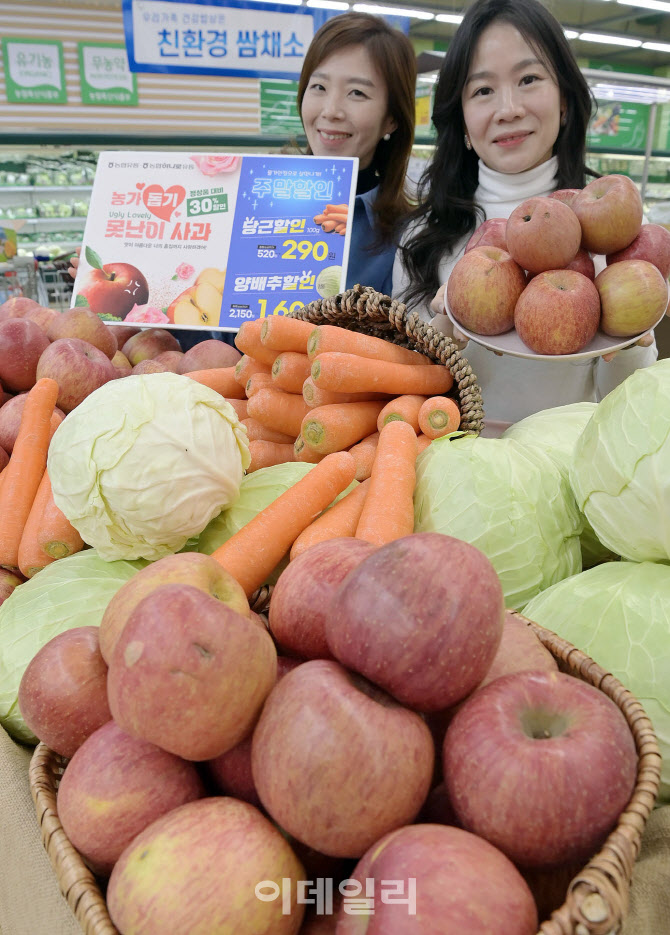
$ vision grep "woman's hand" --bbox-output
[429,284,470,350]
[602,332,654,363]
[67,246,81,279]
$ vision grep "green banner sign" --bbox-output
[2,38,67,104]
[587,100,649,151]
[78,43,138,106]
[260,79,303,137]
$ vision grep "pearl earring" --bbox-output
[464,132,472,150]
[383,132,391,141]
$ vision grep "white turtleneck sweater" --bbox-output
[392,156,658,430]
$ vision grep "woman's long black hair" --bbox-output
[400,0,595,309]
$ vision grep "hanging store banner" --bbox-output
[78,43,139,106]
[121,0,321,80]
[71,150,358,332]
[587,100,650,152]
[1,38,67,105]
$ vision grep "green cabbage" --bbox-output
[47,373,250,562]
[523,561,670,803]
[413,434,583,610]
[502,402,616,569]
[570,359,670,563]
[0,550,146,743]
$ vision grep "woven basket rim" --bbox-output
[287,284,486,435]
[28,615,661,935]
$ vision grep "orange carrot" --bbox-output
[334,224,347,235]
[235,320,278,366]
[347,431,380,481]
[211,451,356,595]
[290,479,370,560]
[302,376,389,409]
[234,354,271,387]
[301,400,385,455]
[225,398,248,420]
[324,204,348,215]
[377,395,427,434]
[187,367,246,399]
[245,372,274,398]
[307,326,432,367]
[311,353,453,396]
[271,352,313,394]
[321,220,337,233]
[241,418,295,444]
[418,396,461,439]
[260,316,316,353]
[416,434,432,455]
[17,471,55,578]
[313,213,326,225]
[294,434,326,464]
[36,474,85,561]
[0,378,59,570]
[355,420,418,546]
[247,440,296,473]
[247,388,311,438]
[321,211,349,224]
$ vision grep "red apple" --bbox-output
[251,658,434,858]
[506,196,581,274]
[325,533,504,712]
[269,537,375,660]
[572,174,643,255]
[337,824,538,935]
[36,337,117,412]
[57,720,205,876]
[178,339,241,373]
[565,247,595,280]
[477,611,558,691]
[0,566,23,607]
[447,246,526,335]
[0,394,65,453]
[514,269,601,355]
[595,259,668,338]
[132,358,168,375]
[109,324,141,348]
[99,551,250,664]
[464,218,508,253]
[17,626,111,757]
[111,349,132,376]
[153,349,185,373]
[22,305,59,333]
[0,318,50,391]
[122,328,182,365]
[107,798,305,935]
[607,223,670,279]
[47,307,117,358]
[443,670,638,868]
[107,583,278,761]
[0,296,42,320]
[77,262,149,320]
[0,444,8,473]
[548,188,581,207]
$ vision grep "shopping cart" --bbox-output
[0,256,40,305]
[37,256,75,312]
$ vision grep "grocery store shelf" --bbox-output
[0,186,92,193]
[10,217,87,224]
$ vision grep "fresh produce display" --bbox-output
[0,277,667,932]
[448,175,669,355]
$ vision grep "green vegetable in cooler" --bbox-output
[523,560,670,803]
[413,434,583,610]
[502,402,617,569]
[47,373,250,562]
[0,550,146,743]
[570,359,670,563]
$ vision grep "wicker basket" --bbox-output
[29,614,661,935]
[288,284,485,434]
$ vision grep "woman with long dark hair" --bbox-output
[394,0,657,429]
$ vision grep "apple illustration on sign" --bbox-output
[77,246,149,321]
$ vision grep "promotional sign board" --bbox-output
[2,38,67,104]
[71,151,357,332]
[78,43,139,106]
[587,99,650,151]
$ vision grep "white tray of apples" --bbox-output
[446,175,670,360]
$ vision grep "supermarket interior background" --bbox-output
[2,0,670,353]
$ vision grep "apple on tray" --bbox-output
[0,296,42,321]
[443,669,638,868]
[121,328,182,366]
[447,246,527,336]
[595,258,668,338]
[607,223,670,279]
[177,340,241,373]
[0,318,50,391]
[36,337,117,412]
[514,269,601,355]
[47,307,117,359]
[572,174,643,255]
[506,196,582,274]
[76,246,149,320]
[464,217,508,253]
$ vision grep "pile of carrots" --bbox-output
[0,377,84,579]
[312,203,349,236]
[186,316,464,596]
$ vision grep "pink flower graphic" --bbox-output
[125,304,169,324]
[190,154,240,177]
[175,262,195,280]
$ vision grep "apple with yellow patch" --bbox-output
[166,268,226,327]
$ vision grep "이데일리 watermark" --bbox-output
[255,876,417,915]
